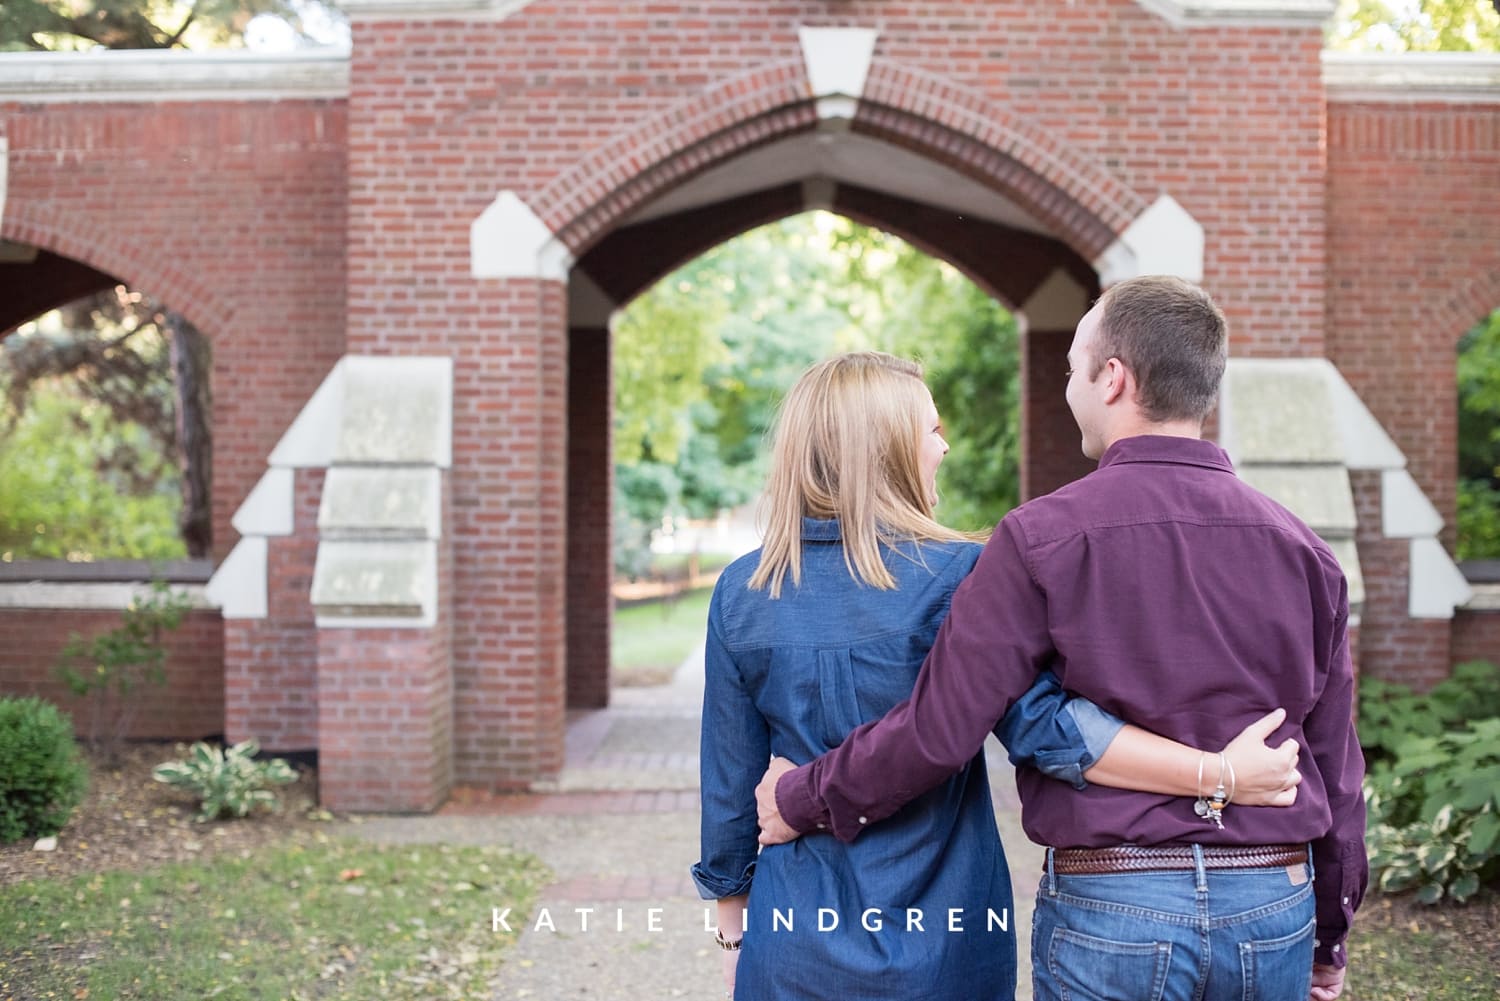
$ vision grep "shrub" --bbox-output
[1360,662,1500,904]
[54,580,192,758]
[0,696,88,844]
[152,739,297,822]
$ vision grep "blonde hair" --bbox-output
[748,351,979,598]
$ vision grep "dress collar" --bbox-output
[800,517,843,541]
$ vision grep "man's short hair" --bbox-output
[1091,275,1228,423]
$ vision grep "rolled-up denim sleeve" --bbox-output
[994,670,1125,790]
[691,584,771,900]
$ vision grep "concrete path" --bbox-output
[346,645,1042,1000]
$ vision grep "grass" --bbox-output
[0,833,549,1000]
[611,587,714,684]
[1343,891,1500,1000]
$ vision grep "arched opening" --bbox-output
[0,242,213,564]
[559,127,1109,708]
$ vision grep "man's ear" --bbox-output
[1101,358,1130,405]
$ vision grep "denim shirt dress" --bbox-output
[693,518,1120,1001]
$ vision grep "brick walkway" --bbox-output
[347,647,1041,1000]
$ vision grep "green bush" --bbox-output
[0,697,88,844]
[152,739,297,822]
[54,580,192,757]
[1360,662,1500,903]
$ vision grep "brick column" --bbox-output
[567,327,612,709]
[1351,470,1453,690]
[1021,326,1095,501]
[222,468,322,751]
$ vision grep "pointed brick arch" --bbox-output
[0,213,235,337]
[1442,269,1500,339]
[536,55,1152,271]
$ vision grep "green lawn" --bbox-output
[1343,891,1500,1000]
[611,587,713,685]
[0,834,548,1000]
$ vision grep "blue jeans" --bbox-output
[1031,846,1316,1001]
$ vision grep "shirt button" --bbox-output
[858,816,868,825]
[1333,944,1341,952]
[816,823,826,830]
[1314,940,1322,948]
[1342,897,1349,906]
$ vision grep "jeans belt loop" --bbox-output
[1192,843,1207,893]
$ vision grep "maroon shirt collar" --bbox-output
[1096,434,1236,474]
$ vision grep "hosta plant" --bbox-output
[153,739,296,822]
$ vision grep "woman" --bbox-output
[693,352,1298,1000]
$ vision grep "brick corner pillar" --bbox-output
[567,324,612,709]
[211,467,323,754]
[1219,360,1470,692]
[1018,269,1096,501]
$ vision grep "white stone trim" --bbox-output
[231,468,295,538]
[471,190,572,281]
[340,0,531,19]
[204,537,268,619]
[0,137,7,230]
[336,356,453,467]
[269,359,346,469]
[0,581,210,610]
[1093,195,1204,286]
[1020,268,1092,332]
[1467,582,1500,612]
[1134,0,1334,27]
[0,50,349,104]
[568,269,619,328]
[311,539,437,628]
[1323,361,1406,471]
[1323,51,1500,104]
[318,466,442,540]
[1409,537,1474,619]
[798,27,879,98]
[1381,469,1444,539]
[801,177,837,213]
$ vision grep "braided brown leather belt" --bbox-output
[1050,844,1308,876]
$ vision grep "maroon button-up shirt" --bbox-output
[777,435,1367,967]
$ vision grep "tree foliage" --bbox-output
[0,0,341,51]
[1458,310,1500,559]
[1328,0,1500,51]
[612,213,1023,573]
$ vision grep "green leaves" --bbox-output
[1362,662,1500,904]
[153,739,297,823]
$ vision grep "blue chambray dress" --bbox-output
[693,518,1108,1001]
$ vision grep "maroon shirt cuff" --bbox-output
[775,762,830,837]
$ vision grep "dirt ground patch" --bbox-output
[0,740,323,887]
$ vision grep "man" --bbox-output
[756,275,1366,1001]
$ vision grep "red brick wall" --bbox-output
[0,99,349,561]
[1351,471,1452,689]
[1328,102,1500,545]
[0,608,223,741]
[1022,327,1098,500]
[1453,606,1500,667]
[224,468,324,752]
[567,328,612,708]
[9,1,1497,797]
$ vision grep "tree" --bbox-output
[0,0,343,52]
[3,288,212,557]
[1328,0,1500,52]
[1457,310,1500,559]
